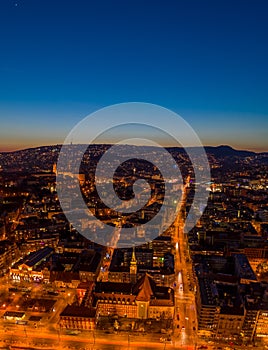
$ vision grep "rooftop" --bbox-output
[14,246,53,269]
[60,305,96,318]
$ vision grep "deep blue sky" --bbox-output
[0,0,267,151]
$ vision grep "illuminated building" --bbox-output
[10,246,53,282]
[0,240,20,276]
[243,282,268,341]
[108,247,174,286]
[93,273,174,320]
[60,305,96,330]
[255,310,268,339]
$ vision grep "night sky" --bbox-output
[0,0,267,151]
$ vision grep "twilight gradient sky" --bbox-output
[0,0,267,152]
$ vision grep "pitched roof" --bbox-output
[15,246,53,268]
[134,273,155,302]
[93,273,174,306]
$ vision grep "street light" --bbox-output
[56,329,59,341]
[23,325,27,338]
[128,333,130,349]
[92,330,95,345]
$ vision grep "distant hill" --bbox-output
[204,145,257,158]
[0,144,267,173]
[0,144,266,157]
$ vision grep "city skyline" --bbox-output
[0,140,267,349]
[0,0,268,152]
[0,2,268,348]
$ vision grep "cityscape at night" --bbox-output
[0,1,268,350]
[0,144,267,350]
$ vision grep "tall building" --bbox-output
[130,247,137,283]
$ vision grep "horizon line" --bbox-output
[0,143,267,154]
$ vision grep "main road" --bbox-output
[171,176,198,348]
[2,326,263,350]
[0,326,199,350]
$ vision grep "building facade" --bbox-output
[93,273,174,320]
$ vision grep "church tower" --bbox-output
[52,162,57,175]
[130,247,137,283]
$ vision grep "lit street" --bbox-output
[171,177,198,348]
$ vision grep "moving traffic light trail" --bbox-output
[172,176,198,347]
